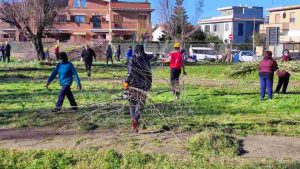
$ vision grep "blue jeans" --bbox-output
[260,73,274,99]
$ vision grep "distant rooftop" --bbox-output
[267,5,300,12]
[218,6,263,11]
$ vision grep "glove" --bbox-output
[77,84,82,90]
[123,82,129,89]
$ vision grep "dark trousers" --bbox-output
[106,56,113,64]
[260,73,274,99]
[116,54,121,61]
[170,68,181,93]
[275,75,290,94]
[55,54,59,61]
[2,54,9,63]
[2,55,4,62]
[129,89,147,128]
[56,85,77,110]
[85,61,92,77]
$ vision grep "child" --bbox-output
[46,52,82,111]
[54,45,60,61]
[45,47,50,60]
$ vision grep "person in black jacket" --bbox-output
[124,45,152,133]
[4,41,11,63]
[106,45,113,65]
[81,45,96,77]
[0,43,4,62]
[116,45,121,61]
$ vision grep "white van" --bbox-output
[189,47,221,61]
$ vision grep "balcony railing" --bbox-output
[0,38,15,42]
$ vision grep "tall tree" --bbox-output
[157,0,204,43]
[0,0,66,60]
[170,0,191,39]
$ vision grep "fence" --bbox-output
[256,43,300,59]
[10,41,255,61]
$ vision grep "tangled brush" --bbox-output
[229,61,300,77]
[229,62,259,77]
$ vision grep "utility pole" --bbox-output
[253,18,256,51]
[108,0,112,44]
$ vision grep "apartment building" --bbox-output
[0,0,154,43]
[200,6,264,44]
[260,5,300,43]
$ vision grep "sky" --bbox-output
[137,0,300,24]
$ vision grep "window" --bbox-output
[290,12,296,23]
[225,23,229,31]
[213,25,217,32]
[74,15,85,23]
[238,23,244,36]
[114,15,123,23]
[57,15,67,23]
[74,0,86,8]
[220,9,233,16]
[92,16,101,29]
[235,8,243,14]
[275,14,280,23]
[193,50,215,55]
[204,25,210,32]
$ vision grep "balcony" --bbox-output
[260,23,290,33]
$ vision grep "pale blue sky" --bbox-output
[131,0,300,24]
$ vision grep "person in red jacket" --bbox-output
[169,42,187,99]
[259,51,279,100]
[54,45,60,61]
[275,49,292,94]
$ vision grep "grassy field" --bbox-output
[0,60,300,168]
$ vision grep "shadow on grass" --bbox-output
[0,67,53,72]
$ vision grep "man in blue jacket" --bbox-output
[46,52,82,111]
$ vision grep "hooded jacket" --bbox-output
[125,45,152,91]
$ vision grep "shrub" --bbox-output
[188,130,240,158]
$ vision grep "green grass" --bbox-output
[1,61,300,168]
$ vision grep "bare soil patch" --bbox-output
[242,135,300,161]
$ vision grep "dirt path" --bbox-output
[242,135,300,161]
[0,127,189,155]
[1,128,300,161]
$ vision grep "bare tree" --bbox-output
[0,0,66,60]
[157,0,204,43]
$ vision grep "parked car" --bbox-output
[189,47,222,61]
[238,50,259,62]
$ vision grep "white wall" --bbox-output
[152,27,165,41]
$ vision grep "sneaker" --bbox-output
[132,119,139,133]
[71,106,78,111]
[54,107,61,112]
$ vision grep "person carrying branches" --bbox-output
[169,42,187,99]
[46,52,82,111]
[123,44,152,133]
[275,49,292,94]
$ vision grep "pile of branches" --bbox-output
[229,62,259,77]
[229,61,300,77]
